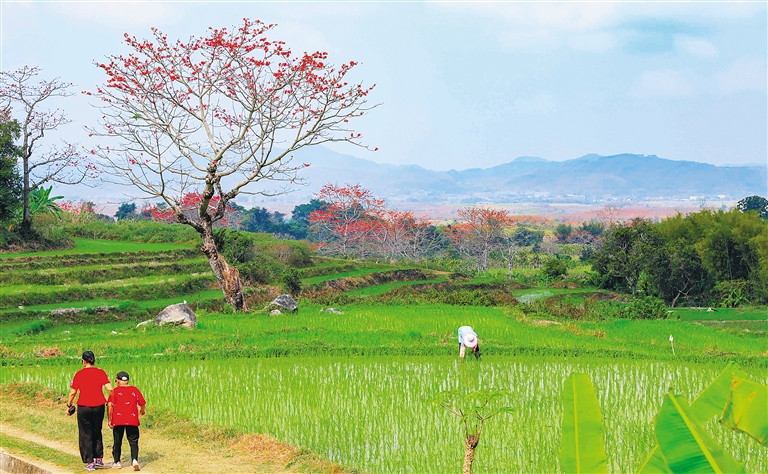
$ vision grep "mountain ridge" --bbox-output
[282,147,766,203]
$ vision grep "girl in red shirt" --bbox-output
[66,350,113,471]
[107,371,147,471]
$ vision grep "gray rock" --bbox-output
[50,307,82,316]
[154,303,197,329]
[320,307,344,314]
[270,309,283,316]
[265,294,298,313]
[136,320,153,328]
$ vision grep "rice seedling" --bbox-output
[3,357,765,473]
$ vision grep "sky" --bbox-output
[1,0,766,172]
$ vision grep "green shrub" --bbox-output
[282,268,303,296]
[543,258,568,279]
[620,296,667,320]
[12,319,53,336]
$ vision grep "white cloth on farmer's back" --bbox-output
[458,326,477,346]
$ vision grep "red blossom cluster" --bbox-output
[309,184,436,261]
[142,192,239,228]
[58,200,95,215]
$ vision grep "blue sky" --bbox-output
[1,0,766,171]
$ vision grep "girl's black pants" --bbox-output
[76,405,105,463]
[112,425,140,463]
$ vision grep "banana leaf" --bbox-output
[637,362,747,474]
[721,376,768,446]
[636,446,671,474]
[656,392,745,474]
[691,362,748,422]
[560,372,608,474]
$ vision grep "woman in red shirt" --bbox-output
[66,350,113,471]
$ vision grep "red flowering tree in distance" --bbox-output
[0,66,95,234]
[89,19,377,310]
[449,207,512,273]
[309,183,386,258]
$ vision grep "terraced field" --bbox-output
[2,238,766,473]
[0,241,217,317]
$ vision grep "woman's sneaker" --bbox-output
[85,463,96,471]
[111,461,122,469]
[132,459,140,471]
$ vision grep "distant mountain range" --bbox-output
[266,147,767,205]
[65,147,767,208]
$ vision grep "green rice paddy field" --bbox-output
[2,239,767,473]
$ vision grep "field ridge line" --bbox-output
[0,427,79,458]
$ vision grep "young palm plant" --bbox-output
[433,389,513,474]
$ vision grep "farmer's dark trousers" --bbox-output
[76,405,105,463]
[112,425,140,463]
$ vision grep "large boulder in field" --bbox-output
[154,303,197,328]
[265,294,298,313]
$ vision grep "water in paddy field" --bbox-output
[4,357,766,473]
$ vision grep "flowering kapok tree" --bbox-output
[0,66,95,234]
[309,183,386,258]
[448,207,512,273]
[88,19,377,310]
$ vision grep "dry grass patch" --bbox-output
[233,434,296,465]
[35,347,64,358]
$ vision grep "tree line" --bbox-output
[590,202,768,306]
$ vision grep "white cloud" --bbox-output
[637,70,693,97]
[717,60,767,93]
[513,93,556,115]
[434,2,764,53]
[675,36,718,59]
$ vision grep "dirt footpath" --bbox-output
[0,386,346,474]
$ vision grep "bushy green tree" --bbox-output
[0,117,21,222]
[543,257,568,279]
[513,227,544,246]
[737,195,768,219]
[115,202,137,220]
[555,223,573,243]
[289,199,327,240]
[590,219,664,294]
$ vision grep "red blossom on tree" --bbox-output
[309,183,386,258]
[309,183,439,262]
[87,19,377,310]
[144,191,239,228]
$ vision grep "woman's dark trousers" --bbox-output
[112,426,140,463]
[76,405,105,463]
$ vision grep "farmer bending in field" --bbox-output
[458,326,481,360]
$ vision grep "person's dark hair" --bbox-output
[473,344,481,361]
[82,350,95,365]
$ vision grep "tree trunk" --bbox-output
[20,155,32,235]
[201,230,245,311]
[463,434,479,474]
